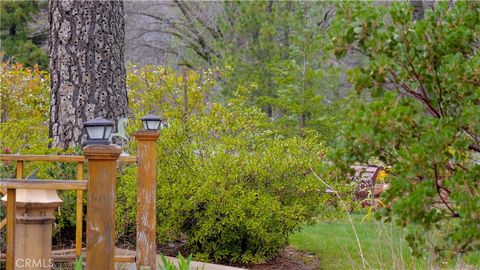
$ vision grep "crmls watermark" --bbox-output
[15,258,55,268]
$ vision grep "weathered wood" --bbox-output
[76,162,84,258]
[114,256,136,263]
[0,154,136,163]
[1,154,85,162]
[350,165,384,207]
[134,130,160,270]
[16,160,23,179]
[0,254,136,263]
[0,179,87,190]
[6,189,16,270]
[0,218,6,230]
[83,144,121,270]
[118,155,138,163]
[12,189,62,270]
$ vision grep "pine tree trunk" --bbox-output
[48,0,128,149]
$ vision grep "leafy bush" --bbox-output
[0,63,82,236]
[330,1,480,260]
[0,63,51,155]
[0,64,329,263]
[124,66,328,263]
[115,165,138,240]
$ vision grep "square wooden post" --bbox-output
[134,130,160,270]
[5,189,16,270]
[83,144,121,270]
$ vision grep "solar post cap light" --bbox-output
[84,117,114,145]
[141,114,163,130]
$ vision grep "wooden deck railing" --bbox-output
[0,153,138,270]
[0,154,136,257]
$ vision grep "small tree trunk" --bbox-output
[48,0,128,149]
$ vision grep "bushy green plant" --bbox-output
[0,63,51,155]
[115,165,138,239]
[0,63,83,235]
[124,66,328,263]
[159,253,194,270]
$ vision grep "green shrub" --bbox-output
[125,66,328,263]
[0,64,329,264]
[0,63,51,153]
[115,165,138,239]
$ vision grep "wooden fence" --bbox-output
[0,130,158,270]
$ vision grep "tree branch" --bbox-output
[434,164,459,217]
[387,68,441,118]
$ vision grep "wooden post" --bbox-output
[75,161,84,258]
[134,130,160,270]
[16,161,23,179]
[5,189,63,270]
[6,189,16,270]
[4,160,23,269]
[83,144,121,270]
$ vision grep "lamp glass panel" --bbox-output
[142,121,148,130]
[104,126,113,139]
[147,120,160,130]
[87,126,105,139]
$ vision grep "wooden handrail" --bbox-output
[118,155,138,163]
[75,162,84,258]
[0,179,87,190]
[0,142,149,270]
[0,154,137,163]
[0,254,136,263]
[0,155,85,162]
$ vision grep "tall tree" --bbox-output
[128,1,340,137]
[48,0,128,149]
[217,1,338,135]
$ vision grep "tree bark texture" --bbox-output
[49,0,128,149]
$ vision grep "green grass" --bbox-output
[290,214,480,270]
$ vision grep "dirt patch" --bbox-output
[249,247,319,270]
[157,240,189,257]
[156,243,320,270]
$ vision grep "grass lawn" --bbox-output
[290,213,480,270]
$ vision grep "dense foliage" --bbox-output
[0,1,47,68]
[0,63,81,237]
[216,2,342,139]
[330,1,480,259]
[0,63,50,154]
[118,66,327,263]
[2,1,479,266]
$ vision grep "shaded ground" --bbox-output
[249,247,319,270]
[156,241,320,270]
[51,238,320,270]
